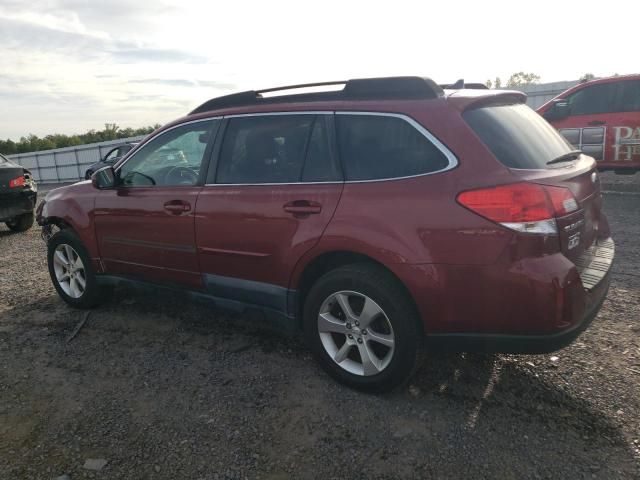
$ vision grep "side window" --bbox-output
[119,120,217,187]
[336,114,449,181]
[567,83,620,115]
[217,115,318,184]
[302,115,340,182]
[103,147,120,162]
[619,80,640,113]
[116,145,131,157]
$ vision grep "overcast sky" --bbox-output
[1,0,638,140]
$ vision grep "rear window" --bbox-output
[463,103,574,169]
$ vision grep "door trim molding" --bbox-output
[102,236,197,253]
[203,273,294,316]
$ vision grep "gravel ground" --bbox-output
[0,181,639,479]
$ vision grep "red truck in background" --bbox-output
[538,74,640,174]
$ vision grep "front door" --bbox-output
[94,119,219,288]
[195,113,343,315]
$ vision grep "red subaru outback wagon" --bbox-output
[37,77,614,392]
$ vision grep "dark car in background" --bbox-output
[84,143,137,179]
[0,153,37,232]
[37,77,614,391]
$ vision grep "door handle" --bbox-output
[283,200,322,215]
[588,120,606,126]
[164,200,191,215]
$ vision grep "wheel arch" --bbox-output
[42,216,74,231]
[38,191,99,260]
[291,250,424,336]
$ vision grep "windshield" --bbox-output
[463,103,574,169]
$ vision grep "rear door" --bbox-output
[194,113,343,315]
[94,119,219,288]
[609,79,640,168]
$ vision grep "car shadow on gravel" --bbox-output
[414,351,615,433]
[3,291,637,479]
[409,352,636,475]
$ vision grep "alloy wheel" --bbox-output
[317,290,395,376]
[52,244,86,299]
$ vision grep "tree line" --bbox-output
[486,72,602,89]
[0,123,160,156]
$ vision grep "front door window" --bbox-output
[119,120,216,187]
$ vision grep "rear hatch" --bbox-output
[463,102,603,263]
[508,159,601,263]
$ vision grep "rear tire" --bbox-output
[47,229,103,309]
[303,263,422,393]
[6,211,34,232]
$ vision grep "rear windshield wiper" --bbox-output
[546,150,582,166]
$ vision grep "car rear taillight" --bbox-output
[544,184,579,216]
[9,175,26,188]
[457,182,578,234]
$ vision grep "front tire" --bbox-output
[47,229,103,309]
[6,211,34,232]
[303,263,422,393]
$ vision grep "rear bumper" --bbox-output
[392,237,615,354]
[424,266,610,353]
[0,190,37,221]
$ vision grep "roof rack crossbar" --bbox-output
[189,76,443,115]
[256,80,347,95]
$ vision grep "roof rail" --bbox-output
[189,76,443,115]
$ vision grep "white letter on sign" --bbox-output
[614,126,633,145]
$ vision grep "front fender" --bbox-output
[37,182,99,259]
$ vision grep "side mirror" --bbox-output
[91,166,116,189]
[543,99,570,120]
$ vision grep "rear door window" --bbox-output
[336,114,449,181]
[619,80,640,112]
[216,114,340,184]
[302,115,340,182]
[464,103,574,169]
